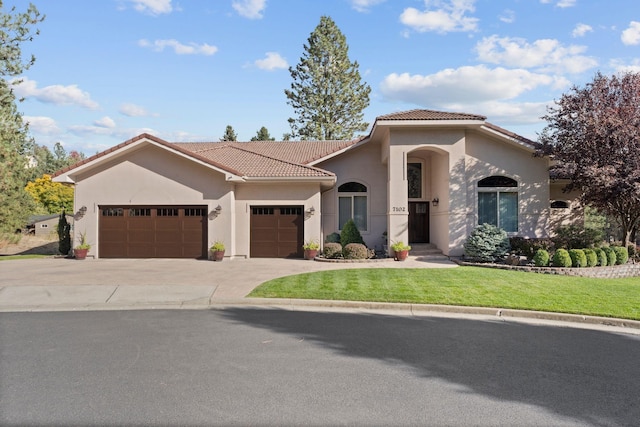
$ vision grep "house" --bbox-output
[25,214,74,236]
[52,109,579,259]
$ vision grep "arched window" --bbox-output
[338,182,368,231]
[551,200,569,209]
[477,176,518,232]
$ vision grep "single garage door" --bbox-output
[250,206,303,258]
[99,206,207,258]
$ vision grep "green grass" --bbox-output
[0,254,53,261]
[249,267,640,320]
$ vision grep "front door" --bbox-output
[409,202,429,243]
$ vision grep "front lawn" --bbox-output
[249,267,640,320]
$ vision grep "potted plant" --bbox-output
[210,241,225,261]
[303,240,320,260]
[391,241,411,261]
[74,231,91,260]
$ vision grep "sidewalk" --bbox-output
[1,256,639,334]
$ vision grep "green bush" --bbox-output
[594,248,607,266]
[340,219,364,247]
[568,249,587,268]
[510,237,555,259]
[628,244,638,262]
[602,247,617,266]
[532,249,550,267]
[463,224,510,262]
[613,246,629,265]
[343,243,369,259]
[583,249,598,267]
[57,211,71,256]
[552,225,603,249]
[323,242,342,259]
[325,232,341,244]
[552,249,572,267]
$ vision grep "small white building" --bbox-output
[52,109,579,259]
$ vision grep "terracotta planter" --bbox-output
[394,249,409,261]
[304,249,319,260]
[74,248,89,260]
[211,250,225,261]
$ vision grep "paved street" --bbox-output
[2,309,639,426]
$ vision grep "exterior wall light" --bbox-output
[306,206,315,215]
[432,198,439,207]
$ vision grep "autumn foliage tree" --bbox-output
[538,72,640,246]
[25,174,74,214]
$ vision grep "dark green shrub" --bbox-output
[552,249,572,267]
[325,232,341,244]
[343,243,368,259]
[594,248,607,266]
[464,224,510,262]
[340,219,364,247]
[323,242,342,259]
[602,246,617,266]
[552,225,603,249]
[613,246,628,265]
[57,211,71,256]
[533,249,550,267]
[568,249,587,268]
[628,244,638,262]
[510,237,555,259]
[583,249,598,267]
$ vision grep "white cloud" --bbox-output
[610,58,640,73]
[621,21,640,45]
[128,0,173,16]
[499,9,515,24]
[350,0,386,12]
[254,52,288,71]
[23,116,61,135]
[12,77,99,110]
[138,39,218,55]
[119,103,151,117]
[572,23,593,38]
[232,0,266,19]
[540,0,576,7]
[400,0,479,34]
[94,116,116,128]
[475,35,598,74]
[379,65,569,106]
[69,124,156,140]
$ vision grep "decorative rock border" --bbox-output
[453,259,640,278]
[313,256,394,263]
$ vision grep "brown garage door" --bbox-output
[99,206,207,258]
[250,206,303,258]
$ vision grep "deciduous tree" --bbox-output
[285,16,371,140]
[538,72,640,246]
[25,174,74,214]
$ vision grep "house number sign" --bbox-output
[392,206,407,212]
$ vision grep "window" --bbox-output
[407,162,422,199]
[551,200,569,209]
[477,176,518,232]
[338,182,367,231]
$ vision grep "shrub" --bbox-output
[628,244,638,262]
[464,224,510,262]
[323,242,342,259]
[594,248,607,266]
[568,249,587,268]
[325,232,341,244]
[583,249,598,267]
[613,246,629,265]
[602,246,617,266]
[552,225,602,249]
[510,237,555,259]
[343,243,369,259]
[532,249,550,267]
[57,211,71,256]
[552,249,572,267]
[340,219,364,247]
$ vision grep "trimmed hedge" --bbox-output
[533,249,550,267]
[343,243,369,260]
[602,247,617,266]
[323,242,342,259]
[613,246,629,265]
[594,248,607,266]
[552,249,572,267]
[568,249,587,268]
[583,249,598,267]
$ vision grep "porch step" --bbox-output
[409,243,448,259]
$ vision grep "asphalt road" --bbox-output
[1,309,639,426]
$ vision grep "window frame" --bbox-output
[337,181,369,233]
[407,159,425,201]
[477,176,519,233]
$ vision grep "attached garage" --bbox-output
[99,206,207,258]
[250,206,304,258]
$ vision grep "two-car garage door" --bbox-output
[99,206,207,258]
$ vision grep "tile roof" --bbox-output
[376,109,486,121]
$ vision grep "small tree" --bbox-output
[250,126,275,141]
[463,224,510,262]
[220,125,237,142]
[57,211,71,256]
[340,219,364,247]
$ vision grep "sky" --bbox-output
[6,0,640,155]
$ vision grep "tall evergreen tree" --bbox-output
[220,125,238,141]
[0,2,44,233]
[250,126,275,141]
[285,16,371,140]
